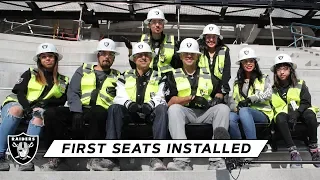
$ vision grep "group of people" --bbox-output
[0,8,319,172]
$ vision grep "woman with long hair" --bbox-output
[271,54,320,168]
[229,47,273,140]
[0,43,69,171]
[198,24,231,104]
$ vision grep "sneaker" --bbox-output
[18,162,34,171]
[87,158,119,171]
[150,158,166,171]
[290,151,303,168]
[208,159,226,170]
[0,155,10,171]
[309,148,320,168]
[41,158,62,171]
[99,158,120,171]
[167,160,193,171]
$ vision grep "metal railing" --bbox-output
[290,22,320,48]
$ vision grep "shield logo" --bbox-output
[244,50,249,55]
[186,43,192,48]
[42,45,48,49]
[278,56,283,60]
[209,26,213,31]
[104,42,109,47]
[155,11,159,15]
[138,44,143,49]
[7,132,39,165]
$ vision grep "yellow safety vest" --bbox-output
[80,63,120,110]
[174,67,214,105]
[2,68,69,106]
[271,79,319,120]
[141,34,175,73]
[198,46,227,80]
[124,69,161,103]
[233,74,274,121]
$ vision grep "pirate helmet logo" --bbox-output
[42,45,48,49]
[104,42,109,47]
[278,56,283,60]
[138,44,143,49]
[186,43,192,48]
[209,26,214,31]
[155,11,159,15]
[244,50,249,55]
[7,132,39,165]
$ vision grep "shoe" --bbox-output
[150,158,166,171]
[167,160,193,171]
[87,158,120,171]
[0,155,10,171]
[290,151,303,168]
[309,148,320,168]
[41,158,62,171]
[208,158,226,170]
[18,162,34,171]
[100,158,120,171]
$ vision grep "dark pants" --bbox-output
[275,109,318,148]
[106,104,168,140]
[44,105,108,149]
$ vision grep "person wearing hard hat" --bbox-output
[228,47,273,140]
[65,38,121,171]
[0,43,69,171]
[124,8,180,74]
[198,24,231,105]
[164,38,230,171]
[270,54,320,168]
[105,42,168,171]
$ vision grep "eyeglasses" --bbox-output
[150,19,164,25]
[98,51,115,57]
[276,66,290,72]
[133,52,152,59]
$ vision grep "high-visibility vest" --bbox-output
[233,74,274,121]
[123,69,161,103]
[271,79,319,120]
[2,67,69,106]
[174,67,214,106]
[198,46,227,80]
[141,34,174,73]
[80,63,120,109]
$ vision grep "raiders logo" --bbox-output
[7,132,39,165]
[104,42,109,47]
[155,11,159,15]
[186,43,192,48]
[278,56,283,60]
[138,44,143,49]
[209,26,214,31]
[42,45,48,49]
[244,50,249,55]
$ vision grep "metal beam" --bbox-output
[219,6,228,20]
[303,10,318,20]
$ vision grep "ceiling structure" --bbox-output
[0,0,320,46]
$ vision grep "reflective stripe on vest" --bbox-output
[198,46,227,80]
[124,69,160,103]
[174,67,213,103]
[2,68,69,106]
[233,74,273,121]
[140,34,174,73]
[271,79,319,120]
[80,63,119,109]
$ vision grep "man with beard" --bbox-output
[67,38,121,171]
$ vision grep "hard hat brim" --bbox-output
[129,52,156,61]
[236,57,260,65]
[199,34,223,40]
[176,50,202,55]
[270,62,297,72]
[144,18,168,25]
[33,52,63,62]
[95,50,120,56]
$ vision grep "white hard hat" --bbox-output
[271,53,297,72]
[144,8,168,25]
[236,47,260,65]
[33,43,63,62]
[129,42,155,61]
[96,38,119,55]
[199,24,223,40]
[176,38,202,55]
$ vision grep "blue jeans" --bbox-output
[0,102,44,153]
[229,107,269,139]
